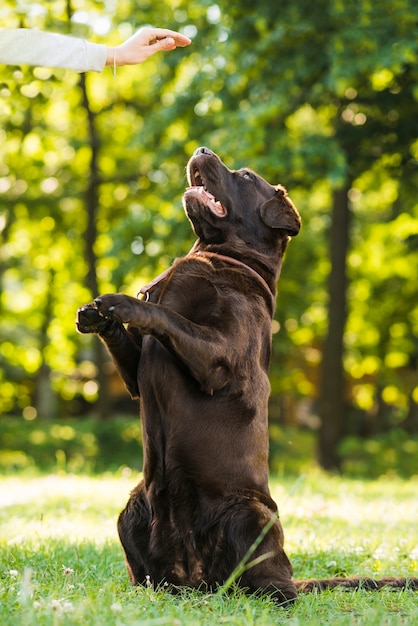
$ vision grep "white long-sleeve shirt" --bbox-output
[0,28,107,72]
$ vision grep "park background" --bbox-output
[1,2,418,625]
[1,0,418,478]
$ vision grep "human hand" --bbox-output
[106,26,192,67]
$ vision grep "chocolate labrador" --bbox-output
[76,148,416,603]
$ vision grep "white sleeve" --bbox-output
[0,28,107,72]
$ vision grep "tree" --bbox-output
[1,0,417,475]
[317,186,351,469]
[0,0,207,416]
[185,0,418,469]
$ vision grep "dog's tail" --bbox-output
[294,577,418,593]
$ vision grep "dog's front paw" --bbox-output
[76,303,113,335]
[94,294,139,325]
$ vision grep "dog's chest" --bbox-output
[151,271,226,326]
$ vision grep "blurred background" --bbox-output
[1,0,417,478]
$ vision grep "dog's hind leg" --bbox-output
[238,509,298,605]
[117,480,152,585]
[207,497,297,605]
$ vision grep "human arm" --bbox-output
[0,26,191,73]
[0,28,106,72]
[105,27,192,67]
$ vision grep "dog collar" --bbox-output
[138,266,173,301]
[193,250,273,298]
[138,250,273,303]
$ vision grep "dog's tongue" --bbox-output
[185,186,227,216]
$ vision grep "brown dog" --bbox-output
[76,148,416,603]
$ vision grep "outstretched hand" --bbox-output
[106,26,192,67]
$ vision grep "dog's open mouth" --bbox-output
[186,167,227,217]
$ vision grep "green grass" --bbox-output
[1,471,417,625]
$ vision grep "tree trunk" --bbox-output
[34,268,58,420]
[317,186,351,471]
[79,73,111,420]
[401,394,418,434]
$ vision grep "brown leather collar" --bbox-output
[139,250,273,301]
[193,250,272,297]
[138,266,173,300]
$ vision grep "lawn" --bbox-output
[1,470,417,625]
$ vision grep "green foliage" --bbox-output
[1,0,418,441]
[1,416,417,479]
[1,472,417,625]
[339,429,418,478]
[0,416,143,474]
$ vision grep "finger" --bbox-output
[156,36,176,50]
[152,28,192,46]
[172,36,192,47]
[144,37,176,54]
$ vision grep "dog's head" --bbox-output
[182,147,301,252]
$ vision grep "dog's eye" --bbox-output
[240,171,252,180]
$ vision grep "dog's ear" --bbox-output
[260,185,301,236]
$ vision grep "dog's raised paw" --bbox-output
[76,303,112,334]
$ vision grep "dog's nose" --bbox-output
[194,146,213,157]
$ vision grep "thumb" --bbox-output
[155,36,176,50]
